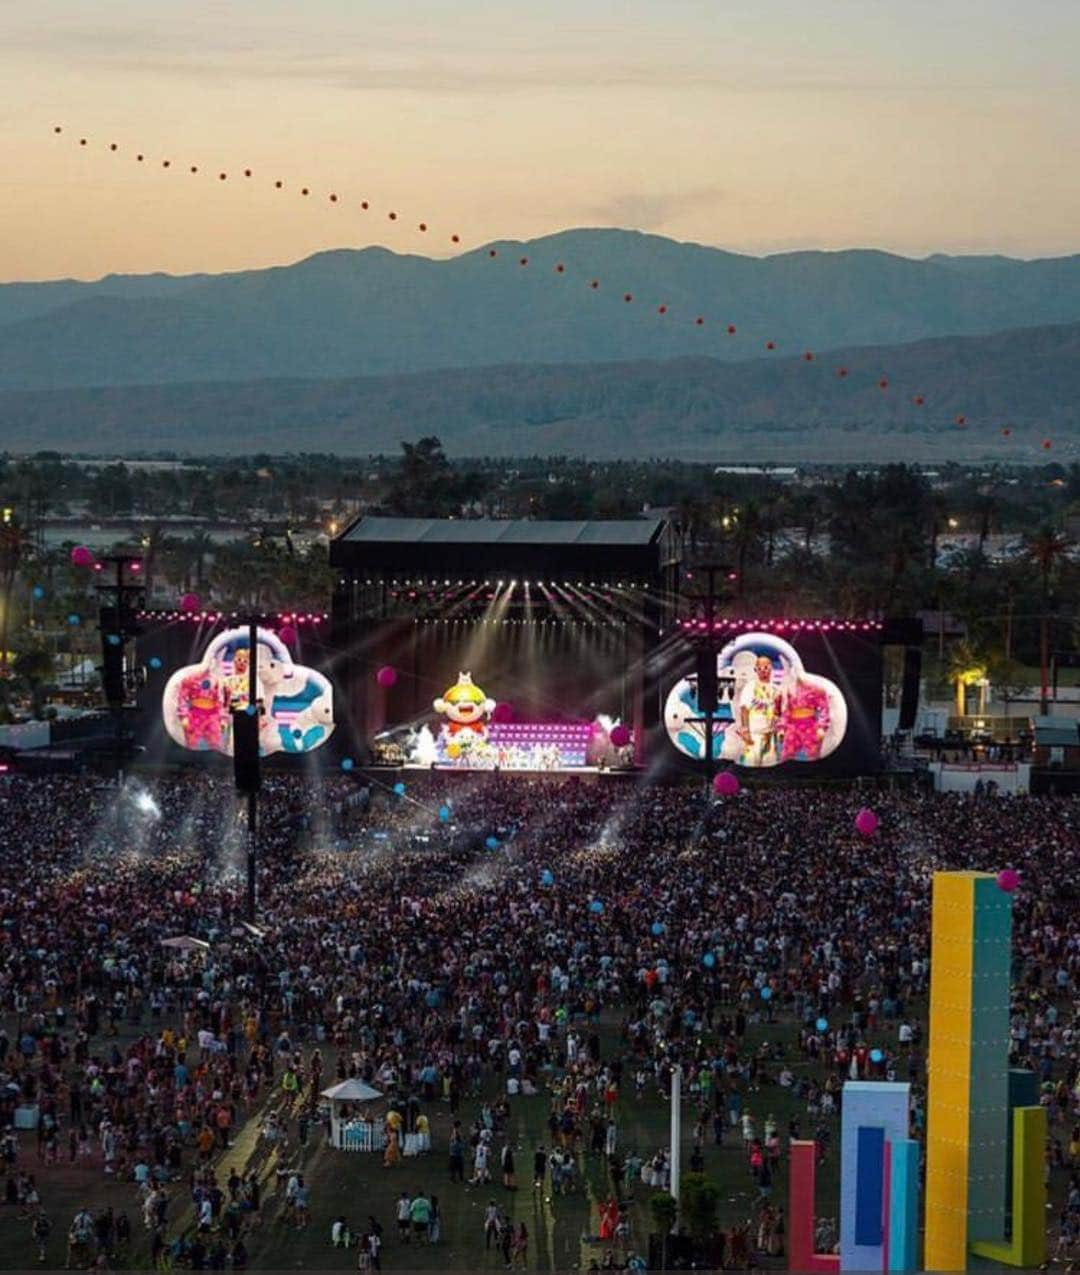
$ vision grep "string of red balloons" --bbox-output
[49,127,1057,453]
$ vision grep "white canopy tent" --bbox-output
[320,1078,383,1150]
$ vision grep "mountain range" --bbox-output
[1,229,1078,459]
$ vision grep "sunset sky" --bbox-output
[2,0,1078,281]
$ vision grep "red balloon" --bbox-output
[179,592,201,613]
[913,395,925,406]
[955,415,966,426]
[519,257,528,266]
[996,868,1020,893]
[451,234,460,243]
[836,366,848,377]
[854,807,879,837]
[727,324,736,335]
[590,280,599,289]
[376,665,398,688]
[878,378,888,389]
[388,211,397,220]
[695,316,704,325]
[489,249,498,257]
[765,340,775,350]
[804,352,815,362]
[609,723,631,748]
[1042,439,1052,450]
[713,771,740,797]
[1001,427,1012,437]
[70,545,94,568]
[658,305,667,314]
[360,199,368,209]
[624,293,633,302]
[278,625,298,646]
[555,263,565,273]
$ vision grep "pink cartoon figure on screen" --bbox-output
[780,673,831,762]
[175,669,226,751]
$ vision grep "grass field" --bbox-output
[1,1013,845,1271]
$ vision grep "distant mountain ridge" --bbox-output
[2,229,1080,391]
[2,320,1076,462]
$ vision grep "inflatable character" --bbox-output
[434,672,495,743]
[780,676,831,762]
[176,670,225,751]
[226,647,252,710]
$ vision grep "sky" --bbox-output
[1,0,1078,281]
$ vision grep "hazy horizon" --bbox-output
[3,0,1079,282]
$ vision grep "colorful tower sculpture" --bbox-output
[924,870,1044,1270]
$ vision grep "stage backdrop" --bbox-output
[663,629,882,778]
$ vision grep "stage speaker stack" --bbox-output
[101,641,125,706]
[695,647,718,713]
[897,647,922,730]
[232,709,262,793]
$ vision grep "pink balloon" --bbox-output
[609,724,631,748]
[855,807,879,837]
[376,665,398,688]
[996,868,1020,893]
[278,625,297,646]
[491,702,514,724]
[70,545,94,567]
[713,771,740,797]
[179,592,201,613]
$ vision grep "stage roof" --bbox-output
[339,517,665,547]
[331,515,678,584]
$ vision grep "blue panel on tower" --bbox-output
[856,1126,885,1246]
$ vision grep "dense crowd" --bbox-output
[1,770,1079,1268]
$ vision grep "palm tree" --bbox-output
[0,516,29,675]
[1023,527,1071,713]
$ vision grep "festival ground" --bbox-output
[3,1014,838,1272]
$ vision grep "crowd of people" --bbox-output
[1,768,1079,1268]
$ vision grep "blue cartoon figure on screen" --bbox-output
[665,632,846,768]
[162,626,334,758]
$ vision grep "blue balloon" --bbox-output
[870,1048,884,1064]
[393,781,406,797]
[244,703,257,716]
[67,613,80,626]
[148,656,162,670]
[651,921,665,937]
[485,835,499,851]
[589,900,604,915]
[702,952,716,969]
[107,633,121,646]
[540,869,554,887]
[438,805,450,822]
[816,1017,828,1033]
[341,757,354,772]
[31,585,44,600]
[760,986,772,1001]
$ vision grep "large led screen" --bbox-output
[161,626,334,758]
[664,629,880,776]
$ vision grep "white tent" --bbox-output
[321,1079,383,1149]
[160,936,211,952]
